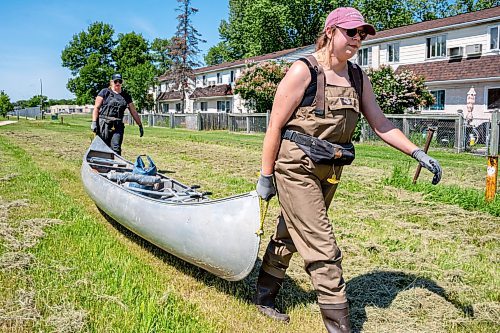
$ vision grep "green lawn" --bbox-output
[0,116,498,332]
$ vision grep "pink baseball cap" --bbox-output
[324,7,376,36]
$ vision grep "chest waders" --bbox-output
[98,90,128,155]
[255,56,363,331]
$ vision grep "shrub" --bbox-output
[234,61,289,113]
[367,65,434,114]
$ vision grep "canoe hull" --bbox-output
[81,137,260,281]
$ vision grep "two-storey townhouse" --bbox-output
[189,47,312,113]
[369,6,499,120]
[156,7,499,118]
[155,47,310,114]
[154,72,195,114]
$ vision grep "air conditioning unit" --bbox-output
[447,46,463,58]
[466,44,482,56]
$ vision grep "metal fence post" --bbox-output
[170,114,175,128]
[360,118,367,142]
[197,112,202,131]
[246,115,250,133]
[455,110,465,153]
[266,110,270,132]
[489,109,499,156]
[402,111,409,137]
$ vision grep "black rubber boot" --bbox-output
[253,268,290,323]
[320,305,351,333]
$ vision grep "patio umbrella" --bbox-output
[466,86,476,125]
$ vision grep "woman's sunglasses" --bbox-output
[114,79,123,84]
[341,27,367,41]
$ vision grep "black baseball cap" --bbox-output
[112,73,123,81]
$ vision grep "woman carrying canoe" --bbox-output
[91,73,144,155]
[254,7,442,332]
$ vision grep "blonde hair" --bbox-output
[315,28,335,70]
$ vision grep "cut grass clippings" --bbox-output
[0,136,218,332]
[0,117,499,333]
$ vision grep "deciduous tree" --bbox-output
[61,22,115,104]
[151,37,173,76]
[113,32,156,112]
[0,91,13,117]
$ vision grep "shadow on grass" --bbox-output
[98,208,473,331]
[347,271,474,333]
[98,207,313,309]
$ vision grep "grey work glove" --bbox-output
[139,124,144,137]
[412,149,442,185]
[256,173,276,201]
[90,120,97,133]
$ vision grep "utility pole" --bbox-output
[40,78,43,114]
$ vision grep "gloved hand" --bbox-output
[256,173,276,201]
[412,149,442,185]
[139,124,144,137]
[90,121,97,133]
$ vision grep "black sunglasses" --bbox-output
[114,79,123,84]
[342,27,367,41]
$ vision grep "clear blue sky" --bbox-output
[0,0,229,101]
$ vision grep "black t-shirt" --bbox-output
[98,88,133,105]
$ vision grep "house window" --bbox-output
[162,104,169,113]
[230,70,234,83]
[200,102,208,111]
[217,100,231,112]
[357,47,372,67]
[387,43,400,63]
[429,90,445,110]
[487,87,500,109]
[490,26,499,50]
[426,35,446,58]
[175,103,181,112]
[202,75,207,85]
[217,73,222,84]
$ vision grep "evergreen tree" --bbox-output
[169,0,206,113]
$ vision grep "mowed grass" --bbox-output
[0,115,498,333]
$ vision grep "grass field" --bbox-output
[0,115,498,332]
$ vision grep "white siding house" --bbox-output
[156,7,500,119]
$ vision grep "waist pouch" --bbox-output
[99,115,122,124]
[282,129,355,165]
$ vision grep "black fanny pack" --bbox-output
[282,129,355,165]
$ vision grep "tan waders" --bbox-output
[255,73,360,333]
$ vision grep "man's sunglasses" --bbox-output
[341,27,367,41]
[114,79,123,84]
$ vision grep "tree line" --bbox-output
[205,0,500,65]
[0,91,79,117]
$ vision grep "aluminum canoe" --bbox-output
[81,136,261,281]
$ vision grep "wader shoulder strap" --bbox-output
[347,61,363,102]
[304,55,326,118]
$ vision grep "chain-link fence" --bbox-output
[7,107,41,119]
[360,113,493,155]
[124,111,498,155]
